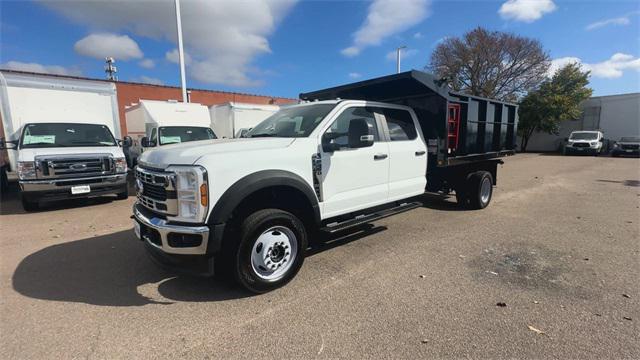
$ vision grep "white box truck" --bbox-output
[209,102,279,139]
[124,100,216,167]
[0,71,129,211]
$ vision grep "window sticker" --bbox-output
[23,135,55,144]
[161,136,182,144]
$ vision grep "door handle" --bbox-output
[415,151,426,156]
[374,154,388,160]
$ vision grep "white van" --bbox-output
[0,71,129,211]
[124,100,216,167]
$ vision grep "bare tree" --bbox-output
[428,27,550,101]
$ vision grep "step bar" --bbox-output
[320,201,421,234]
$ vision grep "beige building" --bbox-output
[525,93,640,152]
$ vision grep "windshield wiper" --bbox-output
[70,141,114,146]
[248,133,278,138]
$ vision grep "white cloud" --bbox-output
[138,59,155,69]
[348,72,362,79]
[74,33,143,60]
[42,0,297,87]
[549,53,640,79]
[131,76,164,85]
[498,0,556,23]
[413,32,423,39]
[1,61,82,76]
[385,48,418,61]
[341,0,431,57]
[165,48,192,65]
[586,12,639,31]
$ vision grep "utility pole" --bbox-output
[174,0,188,102]
[396,45,406,74]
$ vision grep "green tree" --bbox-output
[518,63,593,152]
[428,27,550,102]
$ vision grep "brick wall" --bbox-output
[115,82,296,134]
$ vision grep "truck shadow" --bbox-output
[418,193,470,211]
[12,226,387,306]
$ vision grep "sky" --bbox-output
[1,0,639,99]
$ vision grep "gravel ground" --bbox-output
[1,153,638,359]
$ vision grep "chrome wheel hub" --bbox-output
[251,226,297,281]
[480,177,492,204]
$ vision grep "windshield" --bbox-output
[244,104,336,138]
[570,132,598,140]
[158,126,216,145]
[620,137,640,142]
[20,123,116,148]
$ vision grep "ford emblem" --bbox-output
[70,163,87,170]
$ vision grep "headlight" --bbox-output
[18,161,36,180]
[590,141,598,146]
[114,157,127,173]
[166,165,208,223]
[613,143,619,148]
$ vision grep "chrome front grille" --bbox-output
[35,154,115,179]
[135,166,177,216]
[621,144,639,150]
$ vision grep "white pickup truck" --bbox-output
[132,71,518,293]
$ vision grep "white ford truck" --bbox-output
[132,71,518,293]
[0,71,129,211]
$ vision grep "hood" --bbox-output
[617,141,640,145]
[18,146,124,162]
[138,137,295,168]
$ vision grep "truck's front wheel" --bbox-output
[234,209,307,293]
[21,193,39,212]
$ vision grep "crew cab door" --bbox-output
[319,106,389,218]
[379,107,427,200]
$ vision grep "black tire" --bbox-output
[0,166,9,197]
[455,187,469,208]
[116,185,128,200]
[467,171,493,210]
[229,209,308,293]
[21,193,39,212]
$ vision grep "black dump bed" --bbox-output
[300,70,518,167]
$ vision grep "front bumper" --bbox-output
[566,145,600,154]
[20,174,127,197]
[612,148,640,156]
[132,203,225,256]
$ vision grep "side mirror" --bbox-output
[348,118,374,148]
[141,137,155,147]
[0,139,17,150]
[322,133,340,153]
[121,136,133,148]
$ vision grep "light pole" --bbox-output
[175,0,188,103]
[396,45,407,74]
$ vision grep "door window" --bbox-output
[382,108,417,141]
[325,107,379,148]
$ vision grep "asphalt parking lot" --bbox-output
[1,153,638,359]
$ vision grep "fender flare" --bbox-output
[208,170,320,226]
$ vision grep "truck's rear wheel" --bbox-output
[234,209,307,293]
[116,185,128,200]
[21,193,39,212]
[468,171,493,209]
